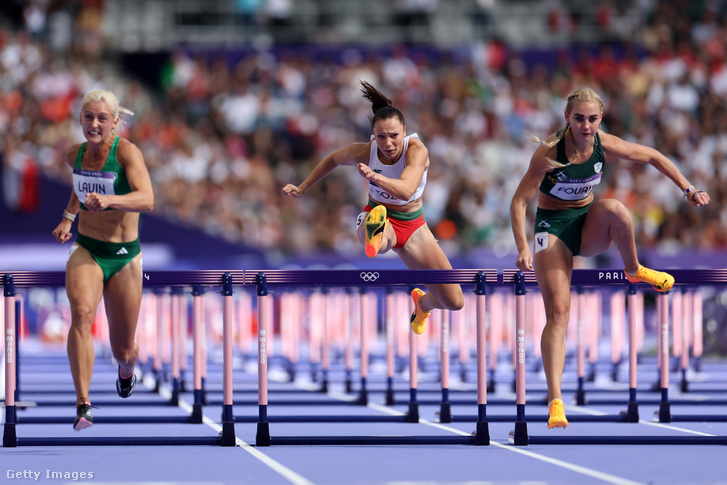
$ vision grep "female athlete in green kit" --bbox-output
[52,89,154,430]
[510,87,710,429]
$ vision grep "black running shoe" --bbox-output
[116,369,137,398]
[73,403,93,431]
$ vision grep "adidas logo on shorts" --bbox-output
[116,247,129,255]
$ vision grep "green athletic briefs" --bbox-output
[75,233,141,282]
[533,203,593,256]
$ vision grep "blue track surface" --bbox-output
[3,341,727,485]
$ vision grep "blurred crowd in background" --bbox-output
[2,0,727,263]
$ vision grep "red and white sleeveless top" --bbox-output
[367,133,427,206]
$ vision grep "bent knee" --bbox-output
[112,345,136,362]
[441,290,465,311]
[599,199,632,220]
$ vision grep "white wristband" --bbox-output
[683,186,696,198]
[63,210,76,222]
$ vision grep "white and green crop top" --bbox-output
[367,133,427,206]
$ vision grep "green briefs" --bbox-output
[533,203,593,256]
[75,233,141,283]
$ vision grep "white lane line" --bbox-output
[250,375,663,484]
[637,421,716,436]
[500,391,718,436]
[364,403,645,485]
[485,443,645,485]
[561,400,718,436]
[91,482,223,485]
[154,383,315,485]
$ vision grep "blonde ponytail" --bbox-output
[528,127,569,170]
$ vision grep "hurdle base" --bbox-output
[439,402,452,423]
[575,377,587,405]
[610,362,620,382]
[474,421,490,445]
[256,422,271,446]
[319,378,329,393]
[190,403,203,424]
[625,402,639,422]
[680,378,688,393]
[658,402,671,423]
[575,388,587,405]
[486,380,495,394]
[509,421,528,446]
[586,366,596,383]
[286,363,296,382]
[220,421,236,447]
[3,422,17,447]
[355,390,368,406]
[406,403,420,423]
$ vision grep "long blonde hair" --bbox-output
[529,87,605,169]
[81,89,134,136]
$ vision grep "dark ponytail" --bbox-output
[359,80,405,128]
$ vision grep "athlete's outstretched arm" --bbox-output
[601,132,710,207]
[282,142,369,198]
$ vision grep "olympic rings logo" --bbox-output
[360,272,380,282]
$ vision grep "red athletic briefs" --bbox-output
[364,203,426,249]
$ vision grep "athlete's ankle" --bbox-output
[420,300,431,315]
[624,265,640,276]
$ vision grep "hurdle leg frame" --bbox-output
[473,272,490,445]
[3,275,17,447]
[575,287,587,405]
[356,287,370,406]
[625,283,639,422]
[169,286,182,406]
[218,273,236,445]
[510,272,528,446]
[406,293,420,423]
[190,284,205,424]
[657,292,671,423]
[255,273,271,446]
[439,308,451,423]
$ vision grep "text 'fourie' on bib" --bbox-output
[73,168,117,203]
[548,173,602,201]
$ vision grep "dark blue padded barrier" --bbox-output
[5,268,727,447]
[3,271,238,447]
[249,269,495,446]
[500,269,727,446]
